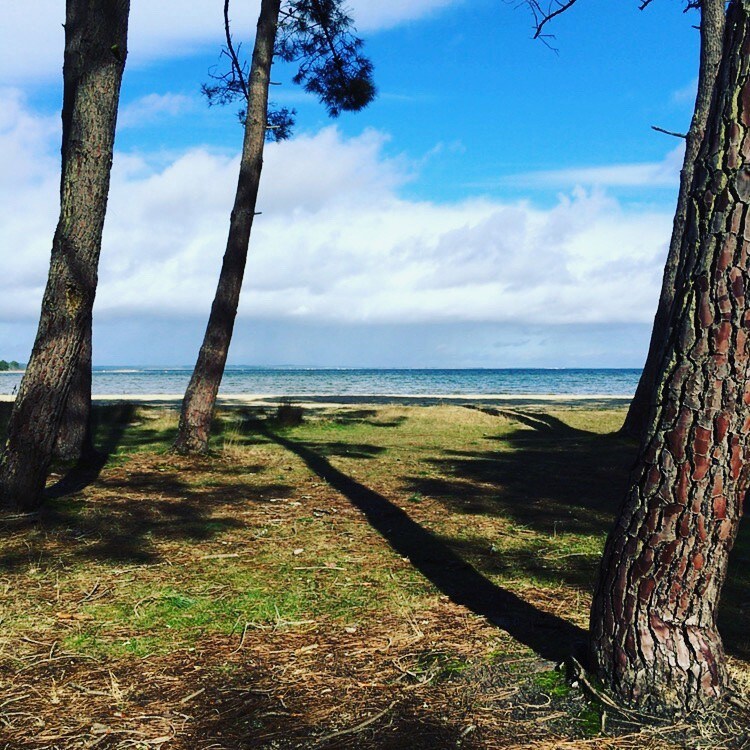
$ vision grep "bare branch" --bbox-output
[223,0,248,101]
[521,0,701,45]
[651,125,688,139]
[524,0,581,40]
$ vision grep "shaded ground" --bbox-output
[1,403,749,749]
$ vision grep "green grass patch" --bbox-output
[533,669,570,699]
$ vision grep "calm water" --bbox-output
[0,368,641,397]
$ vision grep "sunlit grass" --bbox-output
[5,400,748,747]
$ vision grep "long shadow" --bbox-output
[331,409,409,429]
[464,405,586,434]
[411,408,750,660]
[397,410,633,601]
[0,401,141,500]
[46,403,139,498]
[405,410,635,539]
[262,426,587,665]
[296,440,386,460]
[1,460,292,569]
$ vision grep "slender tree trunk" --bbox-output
[590,0,750,714]
[0,0,129,511]
[173,0,280,455]
[54,322,94,462]
[622,0,725,439]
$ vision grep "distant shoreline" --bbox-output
[0,393,633,406]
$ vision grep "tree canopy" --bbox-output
[202,0,375,139]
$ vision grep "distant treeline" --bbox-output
[0,360,22,371]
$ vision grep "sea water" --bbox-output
[0,368,641,397]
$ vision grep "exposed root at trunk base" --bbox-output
[564,656,750,748]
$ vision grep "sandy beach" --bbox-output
[0,392,633,407]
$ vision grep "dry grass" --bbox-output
[0,402,749,748]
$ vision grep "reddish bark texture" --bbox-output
[622,0,725,440]
[590,0,750,714]
[0,1,129,509]
[173,0,280,455]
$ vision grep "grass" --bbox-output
[0,401,748,748]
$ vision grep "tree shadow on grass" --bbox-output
[0,401,155,501]
[189,684,483,749]
[399,408,633,599]
[0,457,292,568]
[331,408,409,429]
[408,408,750,661]
[293,440,386,460]
[45,403,141,499]
[718,521,750,660]
[404,408,636,539]
[258,424,587,665]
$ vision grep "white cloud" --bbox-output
[501,144,685,190]
[0,89,59,308]
[0,89,59,183]
[349,0,462,31]
[0,90,673,333]
[0,1,461,84]
[118,93,196,129]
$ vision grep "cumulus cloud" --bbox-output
[0,90,673,332]
[0,89,59,310]
[0,1,462,83]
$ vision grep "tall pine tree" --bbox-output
[174,0,375,454]
[591,0,750,713]
[0,0,130,510]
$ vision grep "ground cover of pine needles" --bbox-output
[1,401,750,749]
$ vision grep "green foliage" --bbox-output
[278,0,376,117]
[203,0,375,137]
[262,106,296,141]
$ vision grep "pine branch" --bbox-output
[223,0,248,101]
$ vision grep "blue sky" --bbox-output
[0,1,702,367]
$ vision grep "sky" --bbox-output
[0,0,702,367]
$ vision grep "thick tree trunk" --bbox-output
[54,322,93,462]
[590,0,750,714]
[173,0,280,455]
[0,1,128,510]
[622,0,725,439]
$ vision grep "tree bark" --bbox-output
[53,322,93,462]
[590,0,750,714]
[173,0,280,455]
[0,0,128,510]
[622,0,725,439]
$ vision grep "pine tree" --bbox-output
[174,0,375,454]
[0,1,129,509]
